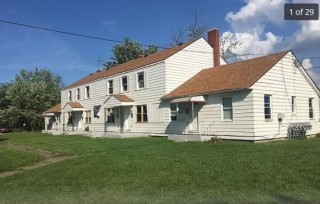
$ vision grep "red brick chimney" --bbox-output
[208,28,220,67]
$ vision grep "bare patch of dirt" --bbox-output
[0,144,75,178]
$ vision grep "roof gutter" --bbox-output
[161,88,251,100]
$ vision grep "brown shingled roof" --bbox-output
[68,102,83,108]
[162,50,289,99]
[44,103,61,113]
[113,94,134,102]
[64,39,198,90]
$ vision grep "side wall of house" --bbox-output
[59,39,223,135]
[251,52,320,140]
[61,61,167,134]
[164,38,226,94]
[165,90,255,140]
[199,90,255,140]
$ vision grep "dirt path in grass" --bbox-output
[0,143,75,178]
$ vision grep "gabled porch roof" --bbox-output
[103,94,134,107]
[43,103,61,116]
[63,102,84,112]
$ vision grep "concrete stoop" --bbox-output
[168,134,201,142]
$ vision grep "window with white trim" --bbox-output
[76,88,81,100]
[68,90,72,102]
[85,111,91,124]
[264,95,272,120]
[67,112,73,124]
[108,80,114,95]
[137,72,145,89]
[291,96,296,114]
[222,97,233,120]
[170,104,178,121]
[121,76,128,92]
[106,108,115,123]
[136,105,148,122]
[309,98,314,119]
[85,86,90,99]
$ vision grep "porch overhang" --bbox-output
[43,113,55,116]
[62,102,84,112]
[103,94,134,108]
[171,96,206,104]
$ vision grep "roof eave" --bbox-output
[162,88,251,100]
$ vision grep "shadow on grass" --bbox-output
[275,194,315,204]
[0,138,8,142]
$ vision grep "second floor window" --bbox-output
[76,88,81,100]
[121,76,128,92]
[68,90,72,102]
[85,86,90,99]
[137,72,145,89]
[108,80,114,95]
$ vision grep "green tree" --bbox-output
[104,37,158,69]
[0,82,12,109]
[0,68,64,130]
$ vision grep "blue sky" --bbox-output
[1,0,320,86]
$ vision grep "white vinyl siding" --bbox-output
[251,52,320,139]
[57,39,235,135]
[164,38,225,94]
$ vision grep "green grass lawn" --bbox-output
[0,145,42,172]
[0,132,320,203]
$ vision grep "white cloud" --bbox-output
[286,20,320,53]
[226,0,286,35]
[224,0,285,59]
[302,58,312,69]
[225,31,282,60]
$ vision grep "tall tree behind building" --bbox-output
[104,37,158,69]
[0,68,64,130]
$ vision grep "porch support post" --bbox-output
[192,102,195,125]
[44,117,48,131]
[63,112,65,132]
